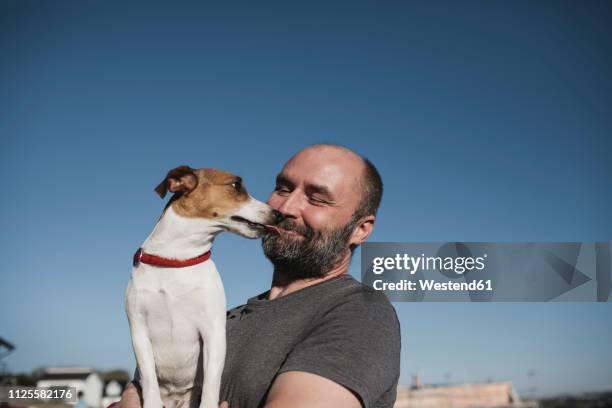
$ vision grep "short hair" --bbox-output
[355,157,383,220]
[303,144,383,220]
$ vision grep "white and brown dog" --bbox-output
[126,165,282,408]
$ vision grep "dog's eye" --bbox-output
[232,180,242,190]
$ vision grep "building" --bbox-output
[36,367,103,408]
[395,380,537,408]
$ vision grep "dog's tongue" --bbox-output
[264,225,281,235]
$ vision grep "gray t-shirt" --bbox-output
[220,274,401,408]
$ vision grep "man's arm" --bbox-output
[264,371,361,408]
[274,289,401,408]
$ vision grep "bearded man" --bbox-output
[119,144,401,408]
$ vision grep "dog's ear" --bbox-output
[154,165,199,198]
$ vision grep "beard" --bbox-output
[262,216,358,280]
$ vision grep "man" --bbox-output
[119,144,401,408]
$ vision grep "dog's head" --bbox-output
[155,165,283,238]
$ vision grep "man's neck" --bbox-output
[268,252,352,300]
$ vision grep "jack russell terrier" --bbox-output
[126,165,282,408]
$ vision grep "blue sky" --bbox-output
[1,0,611,397]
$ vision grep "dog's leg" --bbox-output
[198,316,226,408]
[130,321,164,408]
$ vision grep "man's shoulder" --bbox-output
[227,275,399,331]
[317,275,400,332]
[279,275,401,407]
[332,275,397,307]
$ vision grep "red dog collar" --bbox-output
[133,248,212,268]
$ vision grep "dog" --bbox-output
[126,165,282,408]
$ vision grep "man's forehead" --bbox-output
[279,152,362,194]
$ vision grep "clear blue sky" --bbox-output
[1,0,611,397]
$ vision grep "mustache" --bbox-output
[276,218,314,239]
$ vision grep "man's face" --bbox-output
[262,147,364,278]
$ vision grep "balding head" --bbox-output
[286,144,383,220]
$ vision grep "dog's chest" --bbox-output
[126,261,224,391]
[127,262,222,322]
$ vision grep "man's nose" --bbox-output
[276,190,302,219]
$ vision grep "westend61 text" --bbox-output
[373,279,493,291]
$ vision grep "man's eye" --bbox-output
[275,186,290,195]
[309,196,328,204]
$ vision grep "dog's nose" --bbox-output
[272,210,285,224]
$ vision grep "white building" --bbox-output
[36,367,103,408]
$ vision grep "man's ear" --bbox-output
[154,165,198,198]
[349,215,376,247]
